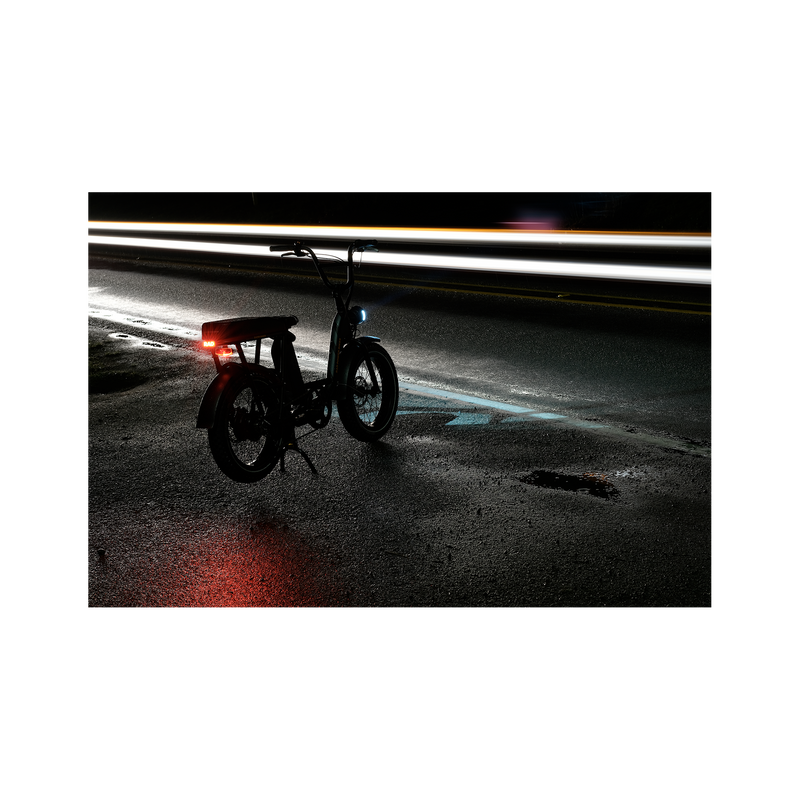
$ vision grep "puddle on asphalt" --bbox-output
[521,470,619,499]
[108,332,171,349]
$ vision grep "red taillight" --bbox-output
[202,340,234,359]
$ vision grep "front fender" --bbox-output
[336,337,384,390]
[197,363,279,428]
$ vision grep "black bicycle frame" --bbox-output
[198,239,386,474]
[264,240,381,412]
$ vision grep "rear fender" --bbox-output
[196,363,274,429]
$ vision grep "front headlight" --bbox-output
[348,306,367,325]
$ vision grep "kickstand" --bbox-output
[279,440,318,475]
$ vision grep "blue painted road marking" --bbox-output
[394,383,708,456]
[398,382,536,414]
[396,383,576,427]
[395,409,494,426]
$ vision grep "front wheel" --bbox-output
[337,341,399,442]
[208,370,283,482]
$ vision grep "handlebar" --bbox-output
[269,240,377,253]
[269,243,304,253]
[268,240,379,309]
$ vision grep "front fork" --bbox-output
[329,312,381,387]
[327,312,347,381]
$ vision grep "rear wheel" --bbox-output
[337,342,399,442]
[208,370,283,482]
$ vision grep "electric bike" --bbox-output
[196,239,399,482]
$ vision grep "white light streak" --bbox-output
[88,235,711,284]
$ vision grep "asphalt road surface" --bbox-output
[88,253,711,606]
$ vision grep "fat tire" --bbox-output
[208,370,283,482]
[337,341,399,442]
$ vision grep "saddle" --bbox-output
[201,315,298,346]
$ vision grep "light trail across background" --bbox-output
[89,223,711,285]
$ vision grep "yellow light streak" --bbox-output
[89,222,711,249]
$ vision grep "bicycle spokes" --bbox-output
[352,361,382,424]
[227,386,276,464]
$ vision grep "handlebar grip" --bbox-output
[269,244,294,252]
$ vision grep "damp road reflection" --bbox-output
[90,516,339,607]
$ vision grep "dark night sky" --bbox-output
[88,192,711,232]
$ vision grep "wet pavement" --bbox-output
[88,325,710,607]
